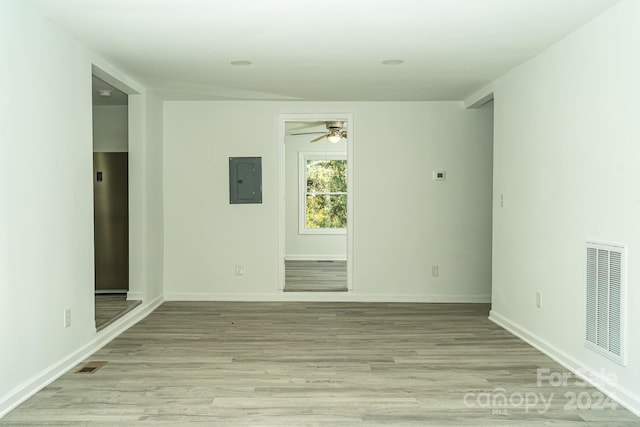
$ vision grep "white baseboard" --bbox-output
[127,291,144,300]
[489,310,640,417]
[0,295,164,419]
[285,255,347,261]
[165,292,490,303]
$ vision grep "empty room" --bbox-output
[1,0,639,425]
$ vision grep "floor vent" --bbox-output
[585,242,626,365]
[75,361,108,374]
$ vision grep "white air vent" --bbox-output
[585,242,626,365]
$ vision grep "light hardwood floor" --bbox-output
[2,302,638,425]
[284,260,347,292]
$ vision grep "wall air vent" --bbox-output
[585,242,626,365]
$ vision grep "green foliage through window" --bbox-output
[305,159,347,229]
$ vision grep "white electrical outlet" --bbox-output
[500,193,505,208]
[64,308,71,328]
[235,265,244,276]
[536,292,541,308]
[431,265,439,277]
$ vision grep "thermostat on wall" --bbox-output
[433,170,446,181]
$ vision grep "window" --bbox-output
[299,152,347,234]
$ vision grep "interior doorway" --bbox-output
[91,74,139,329]
[278,114,354,292]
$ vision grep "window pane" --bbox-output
[306,194,347,229]
[306,160,347,193]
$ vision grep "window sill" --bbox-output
[299,228,347,235]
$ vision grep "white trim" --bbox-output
[489,310,640,417]
[277,113,354,292]
[278,117,286,291]
[463,83,494,109]
[285,255,347,261]
[0,296,164,419]
[298,151,347,235]
[165,292,490,303]
[127,291,144,301]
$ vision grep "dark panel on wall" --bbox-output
[229,157,262,204]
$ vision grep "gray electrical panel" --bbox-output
[229,157,262,204]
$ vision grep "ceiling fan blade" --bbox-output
[290,131,328,136]
[287,121,324,131]
[310,134,327,143]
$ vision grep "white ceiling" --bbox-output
[92,76,128,106]
[30,0,620,101]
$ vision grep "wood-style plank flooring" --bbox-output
[95,294,141,331]
[284,260,347,292]
[2,302,638,425]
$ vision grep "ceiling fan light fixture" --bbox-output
[327,129,342,143]
[289,121,347,143]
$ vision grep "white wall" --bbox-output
[285,130,347,260]
[0,0,95,410]
[163,101,493,301]
[142,91,165,301]
[489,0,640,414]
[92,105,128,152]
[128,91,165,302]
[0,1,163,416]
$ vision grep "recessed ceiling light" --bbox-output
[98,89,112,97]
[230,60,252,66]
[382,59,404,65]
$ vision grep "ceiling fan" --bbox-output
[290,121,347,143]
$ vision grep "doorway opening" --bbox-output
[91,73,139,330]
[278,114,354,292]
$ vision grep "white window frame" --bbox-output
[299,152,347,235]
